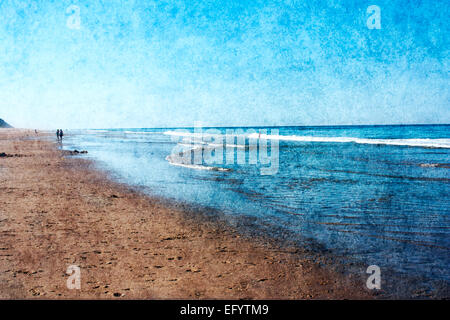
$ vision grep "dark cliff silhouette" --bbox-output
[0,119,12,128]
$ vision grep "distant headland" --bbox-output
[0,118,12,128]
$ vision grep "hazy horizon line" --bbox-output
[10,123,450,131]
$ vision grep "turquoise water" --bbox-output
[64,125,450,291]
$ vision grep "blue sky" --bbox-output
[0,0,448,128]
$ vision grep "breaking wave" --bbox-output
[163,131,450,149]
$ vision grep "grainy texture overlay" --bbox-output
[0,129,372,299]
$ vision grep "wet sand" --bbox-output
[0,129,374,299]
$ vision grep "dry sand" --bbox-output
[0,129,374,299]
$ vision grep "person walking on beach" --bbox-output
[56,129,60,140]
[59,129,64,140]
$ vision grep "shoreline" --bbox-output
[0,129,383,299]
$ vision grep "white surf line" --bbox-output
[164,130,450,148]
[165,156,231,171]
[123,131,161,134]
[247,133,450,149]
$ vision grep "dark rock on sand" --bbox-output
[0,153,27,158]
[63,150,88,156]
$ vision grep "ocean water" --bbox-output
[63,125,450,290]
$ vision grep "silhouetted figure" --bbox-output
[56,129,60,140]
[59,129,64,140]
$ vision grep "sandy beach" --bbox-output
[0,129,374,299]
